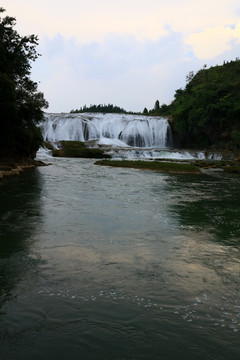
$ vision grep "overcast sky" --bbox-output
[2,0,240,112]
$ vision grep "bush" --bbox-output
[52,141,105,158]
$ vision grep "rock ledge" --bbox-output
[0,158,47,180]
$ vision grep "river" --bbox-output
[0,156,240,359]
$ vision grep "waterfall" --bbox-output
[40,113,171,148]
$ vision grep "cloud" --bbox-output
[186,22,240,59]
[31,28,196,112]
[2,0,240,42]
[3,0,240,112]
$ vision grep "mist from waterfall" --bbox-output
[40,113,171,148]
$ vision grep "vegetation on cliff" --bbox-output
[0,8,48,159]
[146,60,240,149]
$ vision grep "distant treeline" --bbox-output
[142,100,169,116]
[70,104,128,114]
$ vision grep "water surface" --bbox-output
[0,157,240,359]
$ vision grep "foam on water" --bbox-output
[36,147,53,158]
[36,287,240,333]
[100,148,223,160]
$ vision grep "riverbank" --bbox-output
[94,158,240,174]
[95,159,201,173]
[0,158,47,180]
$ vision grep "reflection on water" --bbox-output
[0,158,240,360]
[165,174,240,244]
[0,171,44,306]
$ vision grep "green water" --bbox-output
[0,158,240,359]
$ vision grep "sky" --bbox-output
[2,0,240,113]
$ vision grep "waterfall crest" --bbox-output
[40,113,171,148]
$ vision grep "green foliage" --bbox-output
[186,71,194,83]
[170,60,240,148]
[0,8,48,158]
[52,141,105,158]
[70,103,127,114]
[147,100,171,116]
[154,100,160,111]
[231,130,240,146]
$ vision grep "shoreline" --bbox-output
[0,158,47,180]
[94,158,240,175]
[1,149,240,180]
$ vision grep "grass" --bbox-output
[223,165,240,174]
[51,141,105,158]
[46,141,240,174]
[94,159,201,173]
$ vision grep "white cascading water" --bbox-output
[40,113,171,148]
[37,113,222,160]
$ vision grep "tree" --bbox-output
[154,100,160,111]
[0,7,48,157]
[171,60,240,148]
[70,103,127,114]
[186,71,194,83]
